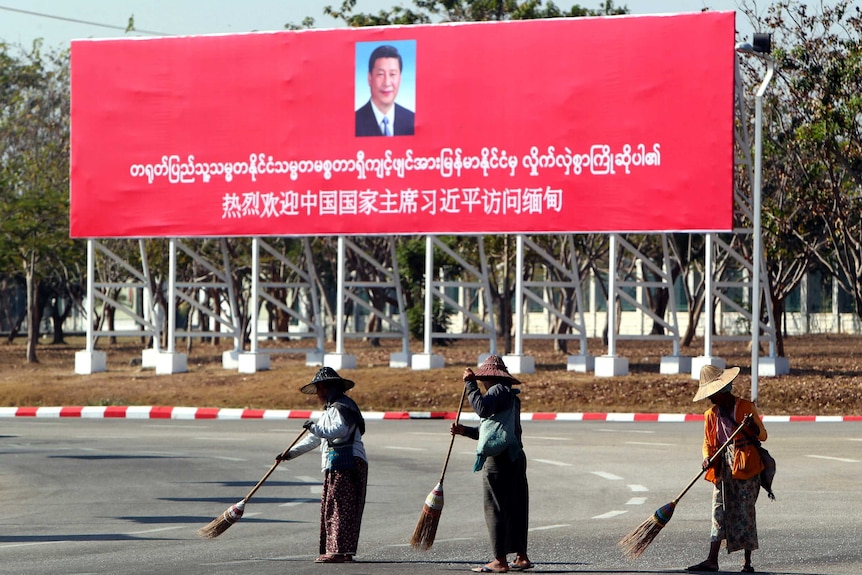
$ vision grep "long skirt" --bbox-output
[482,450,529,558]
[319,457,368,556]
[711,448,760,553]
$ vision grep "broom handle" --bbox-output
[243,427,309,503]
[438,385,469,485]
[672,413,752,504]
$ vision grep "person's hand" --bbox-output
[745,414,760,433]
[450,423,467,436]
[302,419,315,431]
[701,457,712,470]
[275,451,290,462]
[463,367,476,384]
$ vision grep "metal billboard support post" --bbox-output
[323,236,356,370]
[74,239,106,374]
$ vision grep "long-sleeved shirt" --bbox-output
[462,381,523,446]
[287,400,367,471]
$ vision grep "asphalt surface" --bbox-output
[1,418,860,575]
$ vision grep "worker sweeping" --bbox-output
[450,356,533,573]
[686,365,768,574]
[276,367,368,564]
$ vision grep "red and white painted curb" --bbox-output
[0,406,859,422]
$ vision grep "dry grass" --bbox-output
[1,334,861,415]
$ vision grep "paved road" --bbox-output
[1,418,860,575]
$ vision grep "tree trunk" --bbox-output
[650,286,669,335]
[50,299,66,344]
[553,289,575,354]
[682,293,705,348]
[772,293,786,357]
[6,313,24,343]
[107,306,116,345]
[25,259,40,363]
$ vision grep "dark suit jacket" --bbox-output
[355,101,415,137]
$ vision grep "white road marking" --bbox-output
[532,458,573,467]
[806,454,859,463]
[193,437,245,441]
[628,484,649,492]
[526,436,572,441]
[126,526,186,535]
[591,471,623,481]
[529,524,571,531]
[625,441,674,447]
[593,510,627,519]
[73,436,136,440]
[383,446,426,451]
[626,497,647,505]
[295,476,320,483]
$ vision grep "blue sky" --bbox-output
[0,0,754,50]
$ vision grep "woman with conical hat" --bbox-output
[686,365,767,574]
[276,367,367,563]
[451,355,533,573]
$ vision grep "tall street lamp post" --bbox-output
[735,33,774,403]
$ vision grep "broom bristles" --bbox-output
[197,500,245,539]
[410,504,442,550]
[618,501,676,558]
[410,483,444,550]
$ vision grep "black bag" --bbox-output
[757,444,776,500]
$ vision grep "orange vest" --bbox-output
[702,397,767,484]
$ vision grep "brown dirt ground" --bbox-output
[1,334,861,416]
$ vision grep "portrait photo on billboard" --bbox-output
[354,40,416,137]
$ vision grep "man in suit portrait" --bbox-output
[355,44,415,137]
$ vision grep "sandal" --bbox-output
[315,554,346,563]
[471,566,509,573]
[742,565,755,573]
[686,561,718,572]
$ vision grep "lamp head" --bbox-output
[752,33,772,54]
[736,33,772,56]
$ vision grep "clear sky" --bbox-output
[0,0,754,50]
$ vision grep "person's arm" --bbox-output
[466,381,510,418]
[747,402,768,442]
[701,411,717,469]
[450,423,479,440]
[282,431,321,460]
[308,406,353,442]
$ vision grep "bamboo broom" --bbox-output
[409,385,469,550]
[618,414,753,558]
[198,427,308,539]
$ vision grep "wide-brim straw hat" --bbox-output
[473,355,520,385]
[300,367,355,394]
[693,365,740,401]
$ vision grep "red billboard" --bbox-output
[69,12,736,238]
